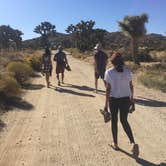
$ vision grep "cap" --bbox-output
[94,43,102,50]
[58,45,63,50]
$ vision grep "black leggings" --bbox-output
[109,97,135,144]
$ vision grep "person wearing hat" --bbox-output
[53,45,69,86]
[104,52,139,156]
[41,47,52,88]
[94,43,108,93]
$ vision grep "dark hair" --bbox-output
[45,47,51,56]
[111,52,124,72]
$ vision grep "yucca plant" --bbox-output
[119,14,148,64]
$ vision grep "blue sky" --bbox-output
[0,0,165,40]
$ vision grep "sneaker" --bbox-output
[58,81,61,86]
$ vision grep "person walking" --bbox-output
[94,43,108,93]
[53,45,69,86]
[41,47,52,88]
[104,52,139,156]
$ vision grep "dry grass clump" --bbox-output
[0,73,21,108]
[24,56,42,72]
[6,61,33,85]
[149,50,166,62]
[138,63,166,92]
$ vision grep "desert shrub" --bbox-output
[149,63,166,71]
[123,53,153,62]
[139,70,166,92]
[66,48,83,59]
[0,74,20,104]
[149,51,166,62]
[137,52,153,62]
[25,49,36,54]
[126,62,141,72]
[6,62,33,85]
[122,48,153,62]
[0,56,9,67]
[24,56,42,71]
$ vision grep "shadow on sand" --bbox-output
[109,145,166,166]
[6,97,34,111]
[135,97,166,107]
[31,73,42,78]
[0,119,6,132]
[55,87,95,98]
[61,83,105,93]
[0,97,34,131]
[23,83,45,90]
[119,148,166,166]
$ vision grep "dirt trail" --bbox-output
[0,53,166,166]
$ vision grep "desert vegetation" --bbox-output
[0,13,166,111]
[118,14,149,64]
[0,73,20,108]
[34,21,56,48]
[6,61,33,85]
[0,49,42,110]
[0,25,23,51]
[138,63,166,92]
[66,20,107,52]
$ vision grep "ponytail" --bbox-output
[111,52,124,72]
[115,64,123,72]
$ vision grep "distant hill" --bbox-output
[140,33,166,50]
[23,32,72,49]
[23,32,166,51]
[104,32,166,51]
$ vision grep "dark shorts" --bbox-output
[95,69,105,79]
[56,64,65,74]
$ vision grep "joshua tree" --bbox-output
[66,20,95,51]
[0,25,23,51]
[12,29,23,50]
[34,21,56,47]
[66,20,106,52]
[118,13,148,64]
[92,28,107,47]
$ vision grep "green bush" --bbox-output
[123,53,153,62]
[6,62,33,85]
[25,56,42,71]
[0,74,20,103]
[137,53,153,62]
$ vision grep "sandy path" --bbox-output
[0,53,166,166]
